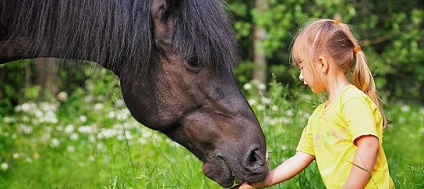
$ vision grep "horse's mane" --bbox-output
[1,0,237,75]
[172,0,238,72]
[2,0,153,75]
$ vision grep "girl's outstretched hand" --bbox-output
[231,182,255,189]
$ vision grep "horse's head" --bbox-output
[0,0,269,187]
[119,0,268,187]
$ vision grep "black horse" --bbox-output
[0,0,268,187]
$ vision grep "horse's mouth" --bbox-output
[202,156,267,188]
[202,159,235,188]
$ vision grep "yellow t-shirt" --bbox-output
[296,85,394,188]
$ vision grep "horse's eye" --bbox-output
[185,56,203,72]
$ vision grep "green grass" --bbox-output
[0,75,423,188]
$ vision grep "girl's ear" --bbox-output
[318,56,329,75]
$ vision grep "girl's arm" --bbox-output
[238,151,314,189]
[343,135,379,189]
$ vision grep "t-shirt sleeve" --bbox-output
[342,96,381,143]
[296,123,315,156]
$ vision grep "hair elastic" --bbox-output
[333,19,340,25]
[353,45,362,54]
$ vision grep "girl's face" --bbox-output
[298,62,312,88]
[298,61,325,94]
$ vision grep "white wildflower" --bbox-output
[67,145,75,152]
[14,105,22,112]
[401,105,410,112]
[70,133,79,141]
[125,131,133,140]
[139,138,147,145]
[261,97,271,105]
[97,129,116,139]
[84,95,94,103]
[258,83,266,91]
[88,156,95,162]
[79,115,87,122]
[25,157,33,163]
[269,118,278,126]
[57,91,68,102]
[34,110,43,118]
[78,125,95,133]
[51,138,60,148]
[13,153,20,159]
[44,111,58,123]
[2,117,14,123]
[257,105,265,111]
[115,99,125,107]
[108,111,116,119]
[20,102,32,112]
[1,162,9,171]
[97,95,105,101]
[97,143,105,152]
[94,103,104,111]
[45,127,53,132]
[419,127,424,134]
[286,109,294,117]
[399,117,406,124]
[117,109,131,121]
[41,132,51,142]
[22,116,30,122]
[40,102,55,112]
[141,130,152,138]
[248,99,257,106]
[18,124,33,134]
[64,124,74,134]
[243,83,252,90]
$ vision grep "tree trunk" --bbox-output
[35,58,59,95]
[253,0,268,93]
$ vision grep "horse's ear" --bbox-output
[151,0,178,44]
[151,0,178,22]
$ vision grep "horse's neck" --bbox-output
[0,38,35,64]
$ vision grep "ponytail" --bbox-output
[353,50,387,127]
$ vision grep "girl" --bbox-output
[238,19,394,188]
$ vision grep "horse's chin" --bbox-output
[202,156,268,188]
[202,160,235,188]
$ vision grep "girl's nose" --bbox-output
[299,73,304,81]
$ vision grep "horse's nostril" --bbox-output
[249,150,259,164]
[245,146,266,170]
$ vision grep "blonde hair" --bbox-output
[291,19,387,126]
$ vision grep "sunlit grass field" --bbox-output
[0,70,423,188]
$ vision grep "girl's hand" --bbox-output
[233,182,255,189]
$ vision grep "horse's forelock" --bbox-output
[172,0,238,72]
